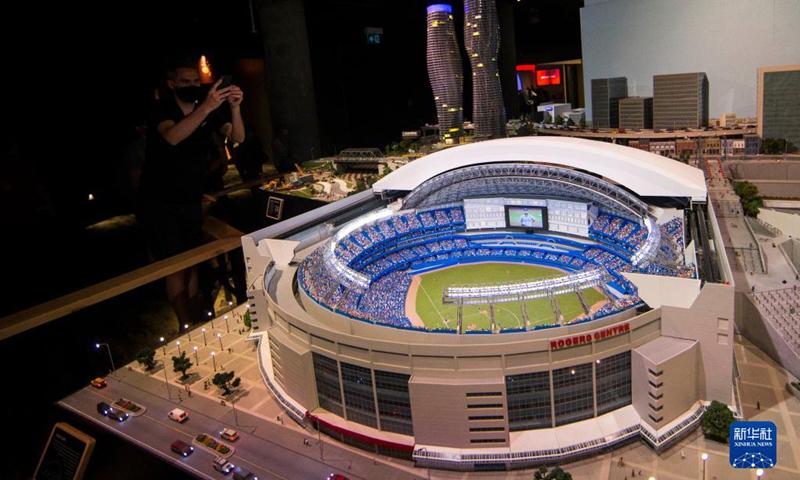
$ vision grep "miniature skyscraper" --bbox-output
[464,0,506,139]
[426,4,464,143]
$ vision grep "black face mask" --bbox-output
[175,85,202,104]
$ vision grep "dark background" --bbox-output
[1,1,582,478]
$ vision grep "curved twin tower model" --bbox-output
[426,1,507,142]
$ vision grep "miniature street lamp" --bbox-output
[217,333,223,350]
[211,351,217,372]
[184,324,191,341]
[702,453,708,480]
[202,327,207,346]
[95,343,116,377]
[193,346,199,365]
[159,336,166,355]
[224,315,230,333]
[176,341,182,356]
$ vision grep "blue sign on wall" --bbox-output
[729,421,776,469]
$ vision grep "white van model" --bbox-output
[168,408,188,423]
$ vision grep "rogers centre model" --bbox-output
[505,205,548,230]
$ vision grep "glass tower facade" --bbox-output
[464,0,506,139]
[426,4,464,143]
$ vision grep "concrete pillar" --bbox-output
[255,0,321,163]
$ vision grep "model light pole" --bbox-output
[217,333,223,350]
[176,341,182,356]
[95,343,116,377]
[211,351,217,371]
[159,336,166,355]
[184,324,191,341]
[208,311,214,329]
[224,315,230,333]
[193,346,199,365]
[756,468,764,478]
[701,452,708,480]
[202,328,207,346]
[161,359,171,399]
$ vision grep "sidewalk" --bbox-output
[120,304,432,480]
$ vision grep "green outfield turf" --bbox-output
[413,263,606,331]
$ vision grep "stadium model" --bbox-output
[242,136,737,471]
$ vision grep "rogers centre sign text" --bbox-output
[550,323,630,350]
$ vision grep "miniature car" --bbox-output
[168,408,189,423]
[171,439,194,457]
[96,401,112,416]
[220,428,239,442]
[327,474,351,480]
[91,377,107,388]
[213,456,235,474]
[107,409,129,422]
[232,465,258,480]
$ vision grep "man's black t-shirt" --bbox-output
[141,97,227,204]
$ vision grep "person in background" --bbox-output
[136,55,244,328]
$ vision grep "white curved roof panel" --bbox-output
[373,136,707,202]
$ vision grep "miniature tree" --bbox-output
[702,400,735,443]
[243,310,252,330]
[212,371,242,396]
[136,346,156,371]
[578,117,587,129]
[171,351,193,380]
[534,466,573,480]
[733,181,763,217]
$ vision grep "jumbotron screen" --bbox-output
[505,206,548,230]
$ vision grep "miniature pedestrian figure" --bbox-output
[221,400,226,406]
[752,285,755,293]
[757,401,760,410]
[638,471,642,477]
[681,450,686,459]
[632,468,636,477]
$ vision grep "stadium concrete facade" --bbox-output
[241,137,738,471]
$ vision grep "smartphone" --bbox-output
[35,422,96,480]
[218,75,232,89]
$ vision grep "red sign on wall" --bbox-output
[536,68,561,86]
[550,323,630,351]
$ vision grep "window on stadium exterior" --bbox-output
[341,362,378,428]
[312,353,344,416]
[506,371,552,431]
[553,363,594,426]
[375,370,414,436]
[596,351,632,416]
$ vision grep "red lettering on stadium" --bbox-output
[550,323,630,350]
